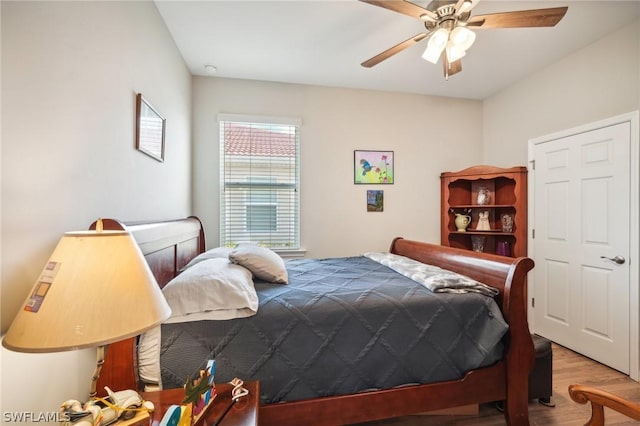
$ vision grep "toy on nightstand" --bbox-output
[60,387,153,426]
[159,360,217,426]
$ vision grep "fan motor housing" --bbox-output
[424,3,470,31]
[436,4,456,17]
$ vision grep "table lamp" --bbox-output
[2,219,171,398]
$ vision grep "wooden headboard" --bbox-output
[90,217,205,287]
[90,216,206,394]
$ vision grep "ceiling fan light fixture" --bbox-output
[359,0,569,78]
[450,26,476,51]
[446,42,466,62]
[422,28,449,64]
[421,45,441,64]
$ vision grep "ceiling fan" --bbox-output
[360,0,568,78]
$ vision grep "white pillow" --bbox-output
[183,247,233,270]
[138,325,161,385]
[162,258,258,320]
[228,243,288,284]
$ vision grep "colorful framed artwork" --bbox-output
[354,150,394,184]
[367,190,384,212]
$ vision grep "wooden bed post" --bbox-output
[501,257,536,425]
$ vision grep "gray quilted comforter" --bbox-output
[159,256,508,404]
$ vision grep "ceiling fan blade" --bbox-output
[442,53,462,79]
[359,0,437,21]
[361,32,428,68]
[467,6,568,29]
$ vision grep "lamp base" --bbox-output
[112,411,150,426]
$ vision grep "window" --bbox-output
[219,114,300,250]
[245,176,277,232]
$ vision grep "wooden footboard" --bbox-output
[390,237,535,425]
[91,218,534,425]
[261,238,535,425]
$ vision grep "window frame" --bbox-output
[218,114,301,251]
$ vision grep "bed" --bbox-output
[92,217,535,425]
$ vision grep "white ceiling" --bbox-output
[154,0,640,100]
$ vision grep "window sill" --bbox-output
[275,248,307,259]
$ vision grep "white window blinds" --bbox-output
[219,114,301,249]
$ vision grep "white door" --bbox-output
[532,121,631,373]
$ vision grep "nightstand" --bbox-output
[141,381,259,426]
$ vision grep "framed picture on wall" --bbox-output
[136,93,165,162]
[354,150,394,184]
[367,190,384,212]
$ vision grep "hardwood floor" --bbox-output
[357,343,640,425]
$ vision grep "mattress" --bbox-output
[157,256,508,404]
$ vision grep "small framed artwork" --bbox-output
[354,150,394,184]
[367,190,384,212]
[136,93,165,162]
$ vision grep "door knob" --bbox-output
[600,255,626,264]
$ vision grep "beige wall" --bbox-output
[2,1,638,422]
[192,77,484,258]
[483,18,640,166]
[1,0,192,420]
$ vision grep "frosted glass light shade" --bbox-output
[3,229,171,352]
[450,26,476,51]
[446,42,466,62]
[422,28,450,64]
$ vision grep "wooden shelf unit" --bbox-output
[440,165,528,258]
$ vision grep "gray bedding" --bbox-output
[159,256,508,404]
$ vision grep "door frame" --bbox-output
[527,111,640,381]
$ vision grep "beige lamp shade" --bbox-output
[3,229,171,352]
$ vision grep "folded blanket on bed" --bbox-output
[364,252,499,297]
